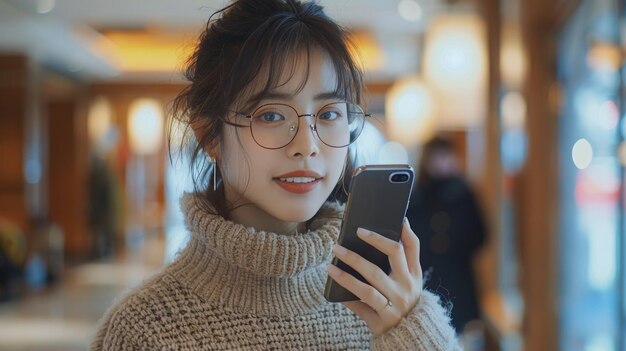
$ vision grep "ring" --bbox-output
[374,298,393,312]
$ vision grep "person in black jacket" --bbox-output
[407,135,486,333]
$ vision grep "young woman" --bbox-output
[91,1,460,350]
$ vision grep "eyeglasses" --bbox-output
[230,102,369,149]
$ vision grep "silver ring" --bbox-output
[375,298,393,312]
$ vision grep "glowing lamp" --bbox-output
[423,13,487,128]
[385,75,436,145]
[128,98,164,155]
[500,23,527,88]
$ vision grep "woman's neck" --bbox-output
[228,204,306,235]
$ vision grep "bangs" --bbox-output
[224,16,362,113]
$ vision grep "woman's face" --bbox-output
[219,50,349,223]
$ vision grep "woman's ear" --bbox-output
[208,147,221,162]
[190,119,205,146]
[190,119,221,161]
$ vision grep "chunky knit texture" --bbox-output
[91,193,460,350]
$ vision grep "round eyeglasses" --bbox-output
[231,102,369,149]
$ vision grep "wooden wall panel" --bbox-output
[519,0,560,350]
[0,55,29,232]
[48,97,90,257]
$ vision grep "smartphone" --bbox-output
[324,164,415,303]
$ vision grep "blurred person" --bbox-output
[407,135,486,335]
[90,1,460,350]
[87,154,121,258]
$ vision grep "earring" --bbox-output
[213,162,217,190]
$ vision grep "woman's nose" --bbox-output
[286,116,319,158]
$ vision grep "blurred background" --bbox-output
[0,0,624,350]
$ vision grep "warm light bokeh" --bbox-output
[385,75,436,145]
[127,98,165,155]
[423,12,487,129]
[102,30,195,73]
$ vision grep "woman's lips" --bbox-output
[273,177,322,194]
[273,170,323,194]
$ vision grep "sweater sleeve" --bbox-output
[371,290,461,351]
[89,302,145,351]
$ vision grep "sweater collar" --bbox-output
[167,193,344,317]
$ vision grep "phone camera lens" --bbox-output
[390,173,409,183]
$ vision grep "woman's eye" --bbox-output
[256,112,284,123]
[318,110,342,121]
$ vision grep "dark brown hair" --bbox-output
[168,0,364,218]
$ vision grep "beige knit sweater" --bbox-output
[90,193,460,350]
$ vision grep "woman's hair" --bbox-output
[169,0,364,218]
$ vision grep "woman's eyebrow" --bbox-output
[253,91,341,101]
[314,92,342,100]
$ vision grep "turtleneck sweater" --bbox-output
[90,193,460,350]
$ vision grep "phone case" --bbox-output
[324,164,415,302]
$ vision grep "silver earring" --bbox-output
[213,162,217,190]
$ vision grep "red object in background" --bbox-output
[574,168,620,206]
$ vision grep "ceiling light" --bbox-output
[36,0,55,14]
[422,13,487,128]
[398,0,423,22]
[102,30,194,73]
[128,99,164,155]
[386,75,436,145]
[500,91,526,130]
[572,139,593,170]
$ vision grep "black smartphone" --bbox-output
[324,164,415,303]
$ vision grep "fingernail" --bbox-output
[328,264,340,275]
[404,217,411,227]
[357,228,370,237]
[333,244,348,255]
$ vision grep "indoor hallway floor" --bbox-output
[0,242,163,351]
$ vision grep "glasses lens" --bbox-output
[249,104,298,149]
[316,102,365,147]
[248,102,366,149]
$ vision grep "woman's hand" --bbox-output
[327,218,423,336]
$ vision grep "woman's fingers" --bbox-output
[327,264,391,312]
[400,219,421,277]
[331,242,398,300]
[355,227,411,281]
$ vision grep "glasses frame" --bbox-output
[230,102,370,150]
